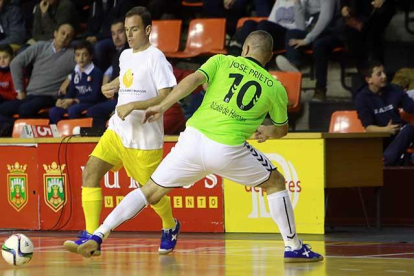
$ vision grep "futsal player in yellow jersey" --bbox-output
[63,7,179,256]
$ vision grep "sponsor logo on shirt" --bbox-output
[374,104,393,114]
[123,69,134,88]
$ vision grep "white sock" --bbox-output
[267,190,301,250]
[94,188,148,238]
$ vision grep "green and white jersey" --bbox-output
[186,54,288,145]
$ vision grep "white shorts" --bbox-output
[151,127,276,188]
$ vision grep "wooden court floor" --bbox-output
[0,231,414,276]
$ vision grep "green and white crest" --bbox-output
[7,162,29,211]
[43,162,67,212]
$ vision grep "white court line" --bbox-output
[384,270,409,273]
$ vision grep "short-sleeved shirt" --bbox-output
[108,46,176,150]
[186,54,288,146]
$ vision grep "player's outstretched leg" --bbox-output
[260,170,323,263]
[78,182,171,257]
[64,157,113,256]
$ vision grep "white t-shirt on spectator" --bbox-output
[108,46,176,150]
[268,0,297,29]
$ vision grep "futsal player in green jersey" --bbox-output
[77,31,323,263]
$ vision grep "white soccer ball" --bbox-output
[1,234,34,266]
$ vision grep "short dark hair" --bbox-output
[125,6,152,28]
[74,40,93,55]
[111,18,125,27]
[362,60,383,79]
[0,44,14,57]
[55,22,75,32]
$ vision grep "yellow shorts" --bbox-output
[91,129,163,185]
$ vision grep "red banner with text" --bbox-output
[0,141,224,232]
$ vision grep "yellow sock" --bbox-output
[81,187,102,234]
[151,196,176,229]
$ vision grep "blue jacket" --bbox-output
[356,83,414,128]
[66,63,105,104]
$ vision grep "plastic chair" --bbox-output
[400,110,414,125]
[168,18,227,58]
[329,110,365,133]
[12,119,50,138]
[150,20,182,54]
[57,118,93,136]
[269,71,302,113]
[181,0,203,7]
[236,17,267,29]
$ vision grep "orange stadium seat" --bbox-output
[168,18,227,58]
[236,17,267,29]
[269,71,302,113]
[181,0,203,7]
[57,118,93,137]
[400,109,414,125]
[150,20,182,55]
[12,119,50,138]
[329,110,365,133]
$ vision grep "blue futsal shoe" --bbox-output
[158,219,181,255]
[284,241,324,263]
[63,230,101,257]
[76,233,103,258]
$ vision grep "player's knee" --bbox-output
[261,170,285,191]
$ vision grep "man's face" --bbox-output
[54,24,75,49]
[125,15,150,51]
[0,51,12,68]
[74,48,92,69]
[111,22,126,48]
[367,66,387,89]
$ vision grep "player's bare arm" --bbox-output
[101,77,120,98]
[253,124,289,143]
[117,87,172,120]
[143,71,206,124]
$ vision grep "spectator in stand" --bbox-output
[275,0,344,101]
[0,23,76,119]
[0,44,16,103]
[49,40,104,124]
[230,0,298,55]
[356,60,414,166]
[0,0,26,49]
[82,0,136,71]
[341,0,396,76]
[86,18,128,128]
[203,0,273,36]
[31,0,79,43]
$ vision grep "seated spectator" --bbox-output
[356,60,414,166]
[0,0,26,49]
[0,23,76,119]
[82,0,136,71]
[86,18,128,128]
[391,68,414,93]
[49,40,104,124]
[230,0,298,55]
[275,0,344,101]
[0,44,16,103]
[30,0,79,44]
[341,0,396,76]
